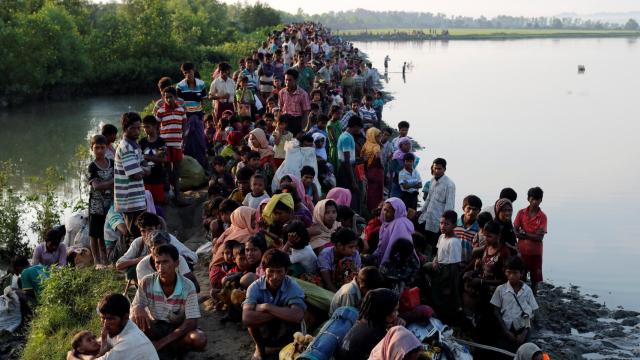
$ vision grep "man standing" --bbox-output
[292,55,315,93]
[114,112,148,238]
[209,62,235,120]
[337,116,364,213]
[279,68,311,136]
[418,158,456,246]
[176,62,208,169]
[243,249,306,360]
[131,244,206,356]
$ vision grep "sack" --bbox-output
[298,306,358,360]
[179,155,207,190]
[272,141,321,193]
[279,342,298,360]
[0,287,21,332]
[294,278,334,313]
[399,287,420,313]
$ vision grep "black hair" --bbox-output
[309,102,320,111]
[240,145,252,156]
[224,239,240,252]
[329,105,341,116]
[463,195,483,209]
[101,124,118,137]
[432,157,447,169]
[505,256,525,272]
[389,238,415,262]
[285,68,299,79]
[157,76,172,91]
[152,243,179,261]
[142,115,158,126]
[204,197,224,217]
[359,288,399,327]
[248,232,268,253]
[300,165,315,177]
[283,220,310,249]
[279,184,300,204]
[45,225,65,246]
[218,62,232,73]
[330,227,358,246]
[477,211,493,228]
[441,210,458,225]
[358,266,384,290]
[236,166,254,182]
[382,127,393,135]
[12,256,29,273]
[277,114,289,125]
[162,86,177,96]
[121,112,141,130]
[403,153,415,162]
[136,212,161,229]
[247,151,261,161]
[180,62,195,72]
[98,293,130,319]
[91,134,108,147]
[317,114,329,124]
[219,199,240,214]
[483,220,502,236]
[347,115,363,128]
[261,249,291,269]
[263,112,275,120]
[351,98,360,104]
[364,94,373,101]
[527,186,543,200]
[300,134,314,144]
[336,205,355,222]
[251,173,266,184]
[499,187,518,202]
[255,119,267,128]
[398,121,410,129]
[212,156,226,166]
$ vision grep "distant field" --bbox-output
[336,28,640,38]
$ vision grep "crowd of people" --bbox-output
[8,22,550,360]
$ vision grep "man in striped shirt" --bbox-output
[131,244,206,355]
[176,62,208,169]
[156,87,187,206]
[114,112,148,238]
[454,195,483,263]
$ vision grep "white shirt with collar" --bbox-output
[210,76,236,103]
[418,174,456,233]
[96,320,158,360]
[490,281,539,330]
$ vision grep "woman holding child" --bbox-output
[211,206,258,266]
[308,199,340,252]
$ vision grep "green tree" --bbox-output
[624,18,639,30]
[0,162,30,269]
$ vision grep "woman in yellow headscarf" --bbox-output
[361,127,384,213]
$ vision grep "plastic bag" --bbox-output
[272,141,321,192]
[180,155,207,190]
[64,210,89,247]
[0,287,21,332]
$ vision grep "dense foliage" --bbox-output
[282,8,635,31]
[22,267,123,360]
[0,0,282,105]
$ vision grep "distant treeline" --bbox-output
[0,0,282,105]
[280,8,640,31]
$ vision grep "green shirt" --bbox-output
[21,264,48,296]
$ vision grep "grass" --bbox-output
[336,27,640,39]
[22,267,123,360]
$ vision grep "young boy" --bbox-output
[88,135,114,268]
[514,187,547,295]
[373,90,385,122]
[272,116,293,168]
[454,195,483,262]
[393,120,411,148]
[101,124,118,160]
[209,156,235,197]
[139,115,167,205]
[358,94,378,128]
[156,86,188,206]
[300,165,319,204]
[243,174,270,209]
[209,239,239,299]
[491,256,539,351]
[229,167,253,204]
[306,114,328,138]
[398,153,421,211]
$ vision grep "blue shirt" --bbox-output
[337,132,356,165]
[244,275,307,311]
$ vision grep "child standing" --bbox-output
[398,153,421,211]
[156,86,188,206]
[514,187,547,295]
[243,174,270,209]
[272,116,293,168]
[373,90,385,122]
[139,115,167,205]
[87,135,114,268]
[300,166,319,204]
[101,124,118,160]
[491,256,539,351]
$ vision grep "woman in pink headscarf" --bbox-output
[326,187,352,207]
[211,206,257,266]
[373,197,416,265]
[368,325,423,360]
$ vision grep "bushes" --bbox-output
[22,267,123,360]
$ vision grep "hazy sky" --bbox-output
[221,0,640,17]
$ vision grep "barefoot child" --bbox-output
[514,187,547,295]
[87,135,114,268]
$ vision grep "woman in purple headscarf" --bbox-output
[373,198,417,265]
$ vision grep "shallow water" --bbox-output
[357,38,640,310]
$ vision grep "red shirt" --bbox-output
[514,207,547,256]
[278,87,310,116]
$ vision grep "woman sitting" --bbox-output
[368,325,423,360]
[308,199,339,253]
[373,198,415,266]
[211,206,258,266]
[379,238,420,293]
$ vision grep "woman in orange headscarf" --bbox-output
[361,127,384,213]
[211,206,257,266]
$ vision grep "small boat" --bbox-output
[578,65,586,72]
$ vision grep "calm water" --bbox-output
[1,38,639,310]
[358,38,640,310]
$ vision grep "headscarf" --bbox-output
[255,198,271,224]
[514,343,542,360]
[226,131,243,147]
[309,199,339,250]
[249,128,274,159]
[361,127,381,166]
[285,174,315,212]
[494,198,512,216]
[312,132,328,160]
[212,206,257,265]
[369,325,422,360]
[261,193,294,225]
[392,137,412,161]
[326,187,351,206]
[494,198,516,247]
[374,197,417,265]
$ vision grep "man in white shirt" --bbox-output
[418,158,456,247]
[209,62,236,119]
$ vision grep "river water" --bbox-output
[0,38,639,310]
